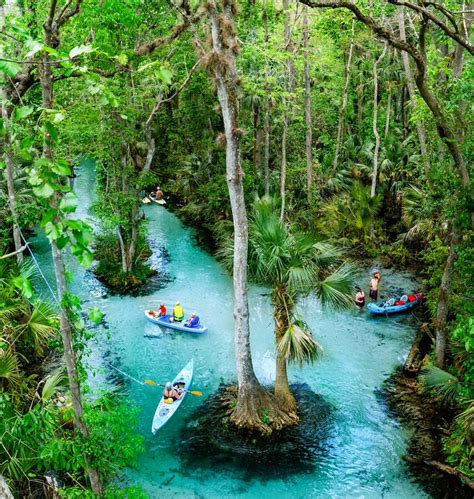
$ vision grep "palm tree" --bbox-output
[247,197,355,411]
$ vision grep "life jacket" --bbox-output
[160,306,167,316]
[407,295,416,302]
[173,305,184,320]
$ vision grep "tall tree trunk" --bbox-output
[264,95,271,197]
[41,9,103,493]
[252,100,263,174]
[333,19,355,172]
[263,0,271,197]
[384,85,392,138]
[2,106,23,263]
[207,0,296,432]
[303,6,313,202]
[280,0,294,221]
[0,5,23,263]
[273,292,297,411]
[398,8,430,177]
[435,230,460,368]
[371,42,387,198]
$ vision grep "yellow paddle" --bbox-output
[144,379,203,397]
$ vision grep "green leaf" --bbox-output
[0,60,22,77]
[33,182,55,198]
[69,44,94,59]
[78,249,93,268]
[56,235,69,249]
[15,106,34,120]
[44,122,58,142]
[51,159,72,176]
[25,39,44,58]
[115,53,128,65]
[53,112,65,123]
[88,307,104,324]
[59,192,78,213]
[44,221,61,241]
[157,67,172,85]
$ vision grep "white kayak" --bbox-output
[151,359,193,434]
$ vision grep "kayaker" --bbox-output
[354,287,365,308]
[155,186,164,201]
[173,302,184,322]
[158,304,167,317]
[369,271,380,301]
[163,381,182,402]
[185,313,200,328]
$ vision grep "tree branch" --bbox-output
[0,245,28,260]
[299,1,423,62]
[135,9,205,56]
[388,0,474,54]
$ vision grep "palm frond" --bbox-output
[316,263,356,309]
[420,365,461,405]
[277,322,323,367]
[41,370,67,402]
[17,301,59,354]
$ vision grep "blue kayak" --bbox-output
[144,310,208,334]
[367,293,423,316]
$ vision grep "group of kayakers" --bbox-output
[354,269,382,308]
[149,302,201,328]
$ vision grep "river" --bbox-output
[29,162,428,498]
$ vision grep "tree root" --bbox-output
[227,385,299,435]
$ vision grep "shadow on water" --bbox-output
[177,383,336,483]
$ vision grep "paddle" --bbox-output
[144,379,203,397]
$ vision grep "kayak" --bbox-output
[142,197,151,204]
[367,293,424,315]
[149,196,167,205]
[144,310,208,334]
[151,359,193,434]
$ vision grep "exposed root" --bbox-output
[226,385,299,434]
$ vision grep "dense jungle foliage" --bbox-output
[1,0,473,496]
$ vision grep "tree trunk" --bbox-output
[280,0,295,221]
[207,0,297,433]
[273,292,297,412]
[384,85,392,138]
[453,3,473,78]
[128,204,139,271]
[371,42,387,198]
[434,230,460,368]
[0,474,13,499]
[117,226,128,273]
[264,95,271,197]
[40,12,103,493]
[333,19,355,172]
[2,106,23,263]
[0,5,23,263]
[263,0,271,197]
[280,115,288,221]
[303,6,313,203]
[398,8,430,177]
[252,100,263,174]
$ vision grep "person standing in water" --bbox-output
[355,286,365,308]
[369,270,381,301]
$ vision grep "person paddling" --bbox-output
[185,313,200,328]
[173,302,184,322]
[163,381,182,403]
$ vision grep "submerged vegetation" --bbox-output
[1,0,473,496]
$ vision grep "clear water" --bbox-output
[30,163,428,498]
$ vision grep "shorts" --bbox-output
[369,289,378,301]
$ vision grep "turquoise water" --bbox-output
[31,164,428,498]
